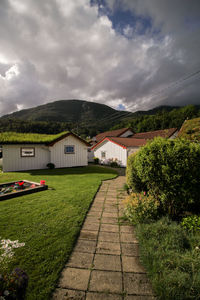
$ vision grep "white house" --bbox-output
[89,127,134,162]
[91,137,147,167]
[91,127,178,167]
[1,132,89,172]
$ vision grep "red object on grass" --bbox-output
[18,181,24,186]
[40,180,46,185]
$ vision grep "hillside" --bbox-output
[1,100,199,137]
[1,99,129,123]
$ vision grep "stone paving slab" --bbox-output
[120,232,138,243]
[86,292,123,300]
[74,240,96,253]
[101,217,119,224]
[121,243,139,257]
[93,254,121,271]
[53,288,85,300]
[67,252,94,269]
[79,230,98,241]
[89,270,122,293]
[59,267,90,290]
[100,224,119,233]
[96,241,121,255]
[122,256,146,273]
[53,175,155,300]
[124,296,156,300]
[98,232,120,243]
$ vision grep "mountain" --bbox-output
[1,99,130,123]
[1,99,199,137]
[0,99,131,136]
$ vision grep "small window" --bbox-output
[64,145,75,154]
[101,151,106,159]
[21,147,35,157]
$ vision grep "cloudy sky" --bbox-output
[0,0,200,116]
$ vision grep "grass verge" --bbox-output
[136,217,200,300]
[0,166,117,299]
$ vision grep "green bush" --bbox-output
[136,218,200,300]
[123,192,160,224]
[46,162,55,169]
[181,215,200,232]
[128,138,200,217]
[110,161,119,167]
[94,157,99,164]
[126,152,147,192]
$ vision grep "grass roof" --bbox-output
[178,117,200,141]
[0,131,70,144]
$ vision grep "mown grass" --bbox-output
[136,217,200,300]
[0,166,117,299]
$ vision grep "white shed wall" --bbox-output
[50,135,88,168]
[94,140,127,167]
[2,144,50,172]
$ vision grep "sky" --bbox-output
[0,0,200,116]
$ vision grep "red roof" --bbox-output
[132,128,177,139]
[92,137,147,150]
[95,128,132,142]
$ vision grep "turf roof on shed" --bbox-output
[0,131,70,144]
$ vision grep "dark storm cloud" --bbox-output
[0,0,200,116]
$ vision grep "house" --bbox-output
[91,127,178,167]
[89,127,134,162]
[132,128,178,140]
[0,131,89,172]
[93,127,134,143]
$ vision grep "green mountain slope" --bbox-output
[1,99,129,123]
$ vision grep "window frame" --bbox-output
[101,151,106,159]
[64,145,75,154]
[20,147,35,157]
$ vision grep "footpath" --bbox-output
[53,176,155,300]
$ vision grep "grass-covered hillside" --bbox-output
[178,117,200,141]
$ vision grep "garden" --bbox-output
[124,137,200,299]
[0,165,117,300]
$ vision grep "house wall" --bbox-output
[120,130,133,137]
[94,140,127,167]
[127,147,140,157]
[169,130,179,139]
[2,144,50,172]
[88,148,94,162]
[50,135,88,168]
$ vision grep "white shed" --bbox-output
[1,132,89,172]
[92,137,146,167]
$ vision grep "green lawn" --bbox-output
[0,166,117,299]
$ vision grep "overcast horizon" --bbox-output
[0,0,200,117]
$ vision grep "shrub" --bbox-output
[123,192,160,224]
[181,215,200,233]
[46,163,55,169]
[93,157,99,164]
[129,138,200,217]
[109,158,120,167]
[126,152,147,192]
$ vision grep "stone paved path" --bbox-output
[53,176,155,300]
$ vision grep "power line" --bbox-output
[93,68,200,126]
